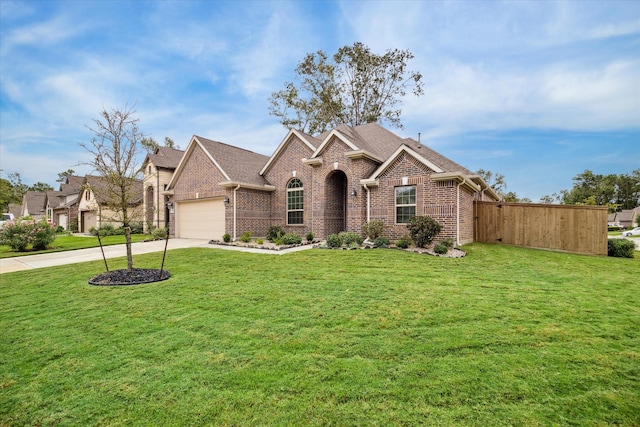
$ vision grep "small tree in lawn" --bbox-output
[79,105,144,272]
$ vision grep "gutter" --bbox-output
[156,170,160,229]
[363,183,371,222]
[233,184,240,241]
[456,178,466,246]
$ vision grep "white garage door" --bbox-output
[58,213,68,230]
[176,199,226,240]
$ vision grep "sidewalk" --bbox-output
[0,238,210,274]
[0,238,316,274]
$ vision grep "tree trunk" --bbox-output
[125,226,133,272]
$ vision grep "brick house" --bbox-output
[141,146,184,232]
[51,175,85,230]
[165,123,500,244]
[20,191,47,221]
[77,175,144,233]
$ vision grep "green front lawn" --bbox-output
[0,234,154,258]
[1,244,638,426]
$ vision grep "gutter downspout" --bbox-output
[456,178,466,247]
[156,169,160,229]
[363,183,371,223]
[233,184,240,241]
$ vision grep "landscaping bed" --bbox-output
[88,268,171,285]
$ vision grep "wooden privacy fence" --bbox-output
[474,201,608,256]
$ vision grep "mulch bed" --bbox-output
[88,268,171,286]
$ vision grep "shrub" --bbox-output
[373,236,390,248]
[362,219,385,240]
[240,231,252,243]
[152,227,168,240]
[266,225,284,242]
[434,244,449,255]
[273,236,284,246]
[31,221,57,250]
[282,233,302,245]
[326,234,342,248]
[91,225,116,237]
[222,233,231,243]
[0,220,30,251]
[339,231,363,247]
[395,239,409,249]
[441,238,455,248]
[256,238,264,245]
[0,219,56,251]
[306,232,314,242]
[55,225,65,233]
[129,222,144,234]
[608,239,635,258]
[407,216,442,248]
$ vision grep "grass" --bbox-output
[0,234,154,258]
[1,244,638,426]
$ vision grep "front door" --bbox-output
[324,170,347,236]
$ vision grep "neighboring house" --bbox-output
[609,207,640,229]
[6,203,21,219]
[51,175,85,230]
[141,146,184,232]
[44,190,63,223]
[21,191,47,220]
[166,123,500,244]
[77,175,144,233]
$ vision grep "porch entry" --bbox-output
[324,170,347,236]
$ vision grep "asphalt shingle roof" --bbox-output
[147,147,185,170]
[85,175,143,205]
[23,191,47,215]
[328,123,473,175]
[195,136,271,186]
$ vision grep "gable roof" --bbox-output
[45,190,63,208]
[22,191,47,216]
[260,129,319,175]
[85,175,143,205]
[309,123,473,175]
[144,146,185,170]
[168,135,273,190]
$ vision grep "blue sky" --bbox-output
[1,0,638,201]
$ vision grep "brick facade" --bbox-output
[263,135,315,236]
[165,124,500,243]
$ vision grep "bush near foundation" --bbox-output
[407,216,442,248]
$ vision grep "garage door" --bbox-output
[81,211,96,233]
[176,199,226,240]
[58,213,68,230]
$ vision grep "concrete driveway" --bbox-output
[0,238,210,274]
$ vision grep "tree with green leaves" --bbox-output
[2,172,28,208]
[79,105,145,272]
[269,42,424,135]
[476,169,507,196]
[56,169,76,183]
[560,169,639,209]
[28,182,54,192]
[141,136,177,153]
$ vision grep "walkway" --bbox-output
[0,238,315,274]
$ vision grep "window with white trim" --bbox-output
[287,178,304,225]
[395,185,416,224]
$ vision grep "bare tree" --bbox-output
[79,105,144,271]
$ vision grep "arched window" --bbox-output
[287,178,304,225]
